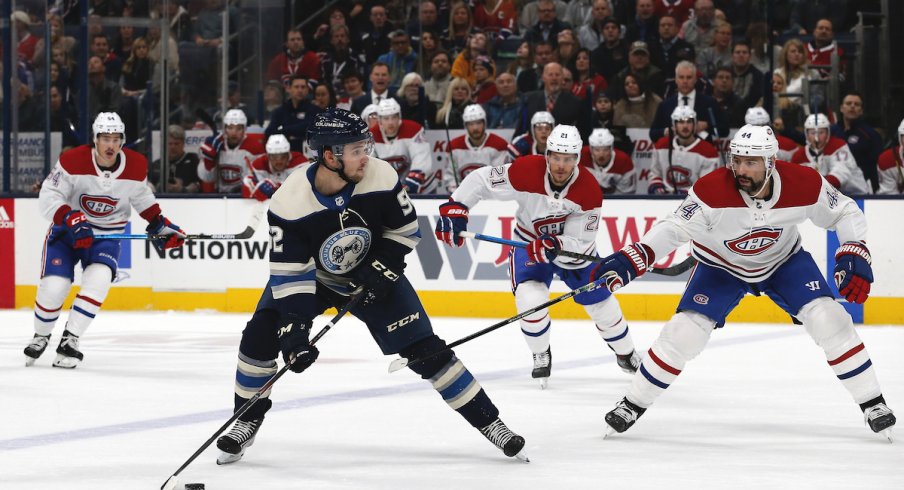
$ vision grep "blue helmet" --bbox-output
[307,107,372,155]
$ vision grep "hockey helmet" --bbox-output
[804,113,830,131]
[898,118,904,144]
[266,134,291,155]
[223,109,247,127]
[308,107,373,157]
[93,112,125,144]
[361,104,379,123]
[744,107,771,126]
[462,104,486,123]
[589,128,614,148]
[376,97,402,117]
[671,105,696,124]
[546,125,582,155]
[730,124,778,159]
[531,111,555,128]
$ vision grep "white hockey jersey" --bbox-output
[649,136,720,194]
[776,133,799,162]
[198,133,266,193]
[876,146,903,195]
[371,120,439,194]
[445,132,514,192]
[241,151,308,198]
[790,137,870,195]
[451,154,603,269]
[579,146,637,195]
[39,145,162,233]
[641,162,867,283]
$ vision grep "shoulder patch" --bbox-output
[269,165,323,221]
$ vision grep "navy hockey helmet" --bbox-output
[308,107,374,155]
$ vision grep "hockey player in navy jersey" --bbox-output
[216,107,527,464]
[25,112,186,369]
[593,125,896,440]
[436,125,641,389]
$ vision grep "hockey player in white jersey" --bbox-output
[648,106,720,194]
[360,103,379,129]
[791,113,870,195]
[444,104,515,192]
[511,111,554,158]
[435,125,641,389]
[25,113,186,368]
[876,118,904,195]
[592,125,896,441]
[242,134,309,201]
[579,128,637,194]
[198,109,266,193]
[744,107,799,161]
[370,98,439,194]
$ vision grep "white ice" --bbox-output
[1,310,902,490]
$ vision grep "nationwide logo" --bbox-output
[0,205,15,229]
[724,227,783,256]
[80,195,119,217]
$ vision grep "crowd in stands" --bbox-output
[2,0,901,195]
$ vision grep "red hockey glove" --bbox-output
[834,241,873,304]
[526,234,562,264]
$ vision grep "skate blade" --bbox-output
[603,426,618,439]
[25,356,37,367]
[52,355,80,369]
[514,451,530,463]
[537,377,548,390]
[217,449,245,465]
[880,428,894,443]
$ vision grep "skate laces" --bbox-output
[865,403,893,422]
[480,419,515,449]
[226,419,259,443]
[30,335,50,350]
[612,400,640,423]
[60,334,79,351]
[532,350,551,368]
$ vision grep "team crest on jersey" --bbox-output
[724,227,783,256]
[666,166,692,189]
[693,294,709,305]
[320,227,372,274]
[220,164,243,184]
[80,194,119,217]
[532,215,567,236]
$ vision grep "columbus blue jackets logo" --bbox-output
[320,227,372,274]
[80,194,119,217]
[724,227,783,256]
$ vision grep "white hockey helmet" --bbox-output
[361,104,379,122]
[266,134,291,155]
[589,128,614,148]
[93,112,125,144]
[804,113,830,131]
[898,118,904,137]
[462,104,486,123]
[671,105,696,124]
[744,107,771,126]
[730,124,778,159]
[531,111,555,128]
[377,97,402,117]
[545,125,582,155]
[223,109,247,127]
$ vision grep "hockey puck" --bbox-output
[184,484,205,490]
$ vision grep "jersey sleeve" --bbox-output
[825,148,854,189]
[406,129,435,178]
[648,146,666,192]
[555,205,601,267]
[640,194,712,259]
[806,177,868,243]
[876,151,902,195]
[616,167,638,194]
[451,163,519,208]
[197,136,219,192]
[267,211,319,320]
[375,181,422,265]
[131,180,162,221]
[38,160,75,224]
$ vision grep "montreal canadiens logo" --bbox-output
[693,294,709,305]
[320,227,372,274]
[724,227,783,256]
[220,164,242,184]
[80,194,119,217]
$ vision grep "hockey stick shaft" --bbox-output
[388,279,603,373]
[160,291,364,490]
[106,201,266,240]
[459,232,696,276]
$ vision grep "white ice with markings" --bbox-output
[2,310,902,489]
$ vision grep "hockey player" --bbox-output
[648,105,719,194]
[876,118,904,195]
[593,125,896,440]
[444,104,515,192]
[435,125,641,389]
[198,109,266,193]
[241,134,308,201]
[370,98,439,194]
[580,128,637,195]
[744,107,799,161]
[215,107,527,464]
[25,112,186,369]
[511,111,555,158]
[790,113,870,196]
[360,103,379,129]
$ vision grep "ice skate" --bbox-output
[24,334,51,366]
[531,347,551,389]
[615,349,641,374]
[864,402,896,443]
[216,418,264,464]
[52,330,83,369]
[604,398,646,438]
[479,418,529,462]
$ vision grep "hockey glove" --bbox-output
[527,234,561,264]
[435,199,469,247]
[834,241,873,304]
[146,215,186,251]
[277,316,320,373]
[250,179,277,201]
[404,170,427,194]
[647,182,668,195]
[63,210,94,249]
[350,253,402,305]
[590,243,656,292]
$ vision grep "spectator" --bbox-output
[112,24,136,62]
[262,81,284,123]
[835,92,882,191]
[442,1,475,57]
[771,72,806,139]
[564,0,595,28]
[408,1,442,46]
[485,72,524,129]
[265,74,323,153]
[695,22,733,78]
[312,83,338,110]
[309,7,351,53]
[556,29,580,68]
[150,125,201,193]
[625,0,659,44]
[120,37,154,97]
[519,62,590,141]
[360,4,394,64]
[351,62,393,115]
[789,0,850,35]
[744,21,770,73]
[473,0,519,38]
[570,48,608,100]
[578,0,615,52]
[160,0,193,43]
[145,21,180,79]
[775,38,819,106]
[452,31,491,87]
[680,0,719,52]
[425,51,453,108]
[612,41,665,100]
[13,79,42,131]
[32,14,76,68]
[649,14,695,78]
[525,0,573,49]
[49,85,80,151]
[319,24,367,98]
[520,0,568,34]
[649,60,727,141]
[337,72,366,110]
[654,0,693,24]
[805,18,845,79]
[590,16,628,81]
[435,77,472,129]
[518,40,555,93]
[506,40,535,83]
[731,40,764,109]
[416,30,443,78]
[472,56,498,104]
[91,33,123,83]
[378,29,418,88]
[711,67,745,128]
[591,90,634,154]
[395,72,437,128]
[267,29,322,86]
[613,73,661,127]
[12,10,38,66]
[86,55,122,121]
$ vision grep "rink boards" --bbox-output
[2,197,903,324]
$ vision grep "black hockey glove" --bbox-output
[277,316,320,373]
[350,253,402,305]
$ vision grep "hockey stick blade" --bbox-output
[107,202,266,241]
[387,279,603,373]
[459,232,696,276]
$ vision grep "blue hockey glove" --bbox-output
[350,253,403,305]
[404,170,427,194]
[527,234,561,264]
[63,210,94,249]
[146,215,186,251]
[435,199,469,247]
[278,316,320,373]
[590,243,655,292]
[648,182,668,195]
[834,241,873,304]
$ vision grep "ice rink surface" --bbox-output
[1,309,902,490]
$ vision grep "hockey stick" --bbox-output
[387,279,604,373]
[444,110,462,187]
[707,107,727,168]
[160,289,365,490]
[105,201,266,241]
[459,231,696,276]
